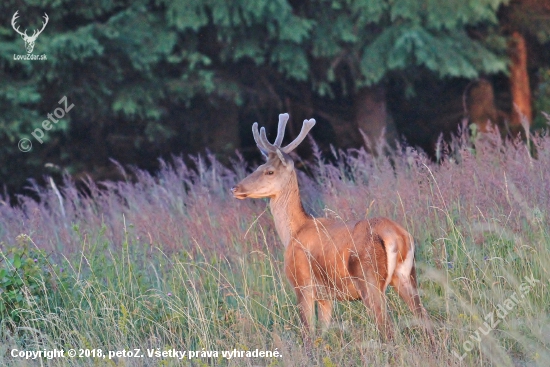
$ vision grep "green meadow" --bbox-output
[1,135,549,366]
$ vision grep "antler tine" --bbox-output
[281,118,316,154]
[11,11,27,37]
[36,13,49,36]
[259,127,277,152]
[12,11,19,25]
[252,122,271,157]
[273,113,289,147]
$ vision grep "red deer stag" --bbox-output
[231,113,434,348]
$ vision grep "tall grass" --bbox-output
[1,131,549,366]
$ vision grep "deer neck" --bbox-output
[269,171,309,248]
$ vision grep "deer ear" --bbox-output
[276,149,288,166]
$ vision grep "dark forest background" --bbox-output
[1,0,549,198]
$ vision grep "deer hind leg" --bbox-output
[317,299,333,332]
[350,275,393,342]
[391,265,435,345]
[348,250,393,341]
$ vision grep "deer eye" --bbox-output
[266,170,274,175]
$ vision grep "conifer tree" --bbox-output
[2,0,547,193]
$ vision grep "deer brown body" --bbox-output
[232,113,433,348]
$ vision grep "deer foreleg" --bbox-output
[296,285,315,352]
[317,299,333,332]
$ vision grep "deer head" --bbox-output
[12,11,49,54]
[232,113,315,199]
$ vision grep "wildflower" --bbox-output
[167,292,172,296]
[33,258,38,263]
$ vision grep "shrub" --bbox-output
[0,234,64,325]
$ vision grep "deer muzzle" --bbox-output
[231,185,248,199]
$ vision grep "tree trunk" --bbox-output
[509,31,532,129]
[353,86,396,153]
[465,79,498,133]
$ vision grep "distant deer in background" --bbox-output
[231,113,434,349]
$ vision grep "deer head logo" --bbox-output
[11,11,49,54]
